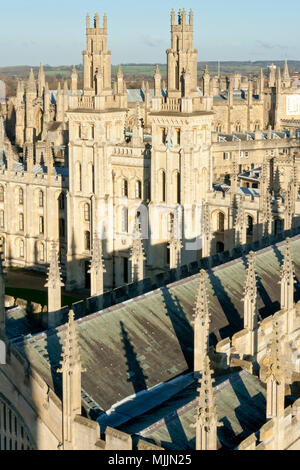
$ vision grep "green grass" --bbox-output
[6,287,82,308]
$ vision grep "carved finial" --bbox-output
[45,242,64,290]
[281,238,295,286]
[191,355,221,450]
[58,309,82,373]
[244,252,257,304]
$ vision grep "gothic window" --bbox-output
[59,193,65,210]
[84,203,90,222]
[0,211,4,229]
[19,213,24,232]
[75,162,82,192]
[84,231,91,251]
[0,186,4,203]
[235,122,241,132]
[246,215,254,236]
[160,170,166,202]
[121,207,128,233]
[122,179,128,198]
[59,218,65,238]
[39,216,44,235]
[19,188,24,205]
[173,172,181,204]
[39,191,44,208]
[135,180,142,199]
[216,241,225,253]
[39,243,45,262]
[216,123,223,133]
[175,128,181,145]
[217,212,225,232]
[254,121,261,131]
[19,239,24,258]
[0,395,34,450]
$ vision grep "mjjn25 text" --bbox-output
[108,454,192,468]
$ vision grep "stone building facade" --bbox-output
[0,9,300,293]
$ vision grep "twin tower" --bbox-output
[83,9,199,100]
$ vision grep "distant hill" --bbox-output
[1,61,299,97]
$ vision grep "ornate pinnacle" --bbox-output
[191,355,218,430]
[280,238,295,285]
[267,318,284,384]
[203,203,211,237]
[194,270,210,323]
[45,242,64,290]
[58,309,82,374]
[234,194,245,228]
[244,251,257,304]
[131,219,145,262]
[89,234,105,275]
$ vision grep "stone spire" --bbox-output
[269,63,276,88]
[276,66,282,92]
[261,317,286,419]
[58,309,84,450]
[0,245,6,342]
[71,66,78,94]
[131,102,143,146]
[117,65,124,95]
[192,355,220,450]
[243,252,258,356]
[202,203,211,259]
[259,68,265,97]
[194,270,210,374]
[283,59,291,88]
[38,62,46,96]
[280,238,295,333]
[27,68,36,95]
[202,65,210,97]
[129,219,145,287]
[56,82,64,122]
[45,242,64,328]
[88,233,106,306]
[234,194,246,246]
[284,182,295,231]
[154,65,162,98]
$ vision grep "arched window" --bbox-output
[19,213,24,232]
[19,239,24,258]
[76,162,82,192]
[19,188,24,205]
[39,216,44,235]
[0,186,4,203]
[246,215,254,236]
[216,123,223,133]
[59,193,65,210]
[84,203,90,222]
[254,121,261,131]
[217,212,225,232]
[235,122,241,132]
[0,210,4,229]
[84,231,91,251]
[39,243,45,262]
[122,179,128,197]
[160,170,166,202]
[59,218,65,238]
[216,241,225,253]
[135,180,142,199]
[39,191,44,208]
[122,207,128,233]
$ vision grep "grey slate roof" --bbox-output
[13,236,300,415]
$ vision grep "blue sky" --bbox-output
[0,0,299,66]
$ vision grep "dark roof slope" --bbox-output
[15,237,300,412]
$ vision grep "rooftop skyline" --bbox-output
[0,0,299,66]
